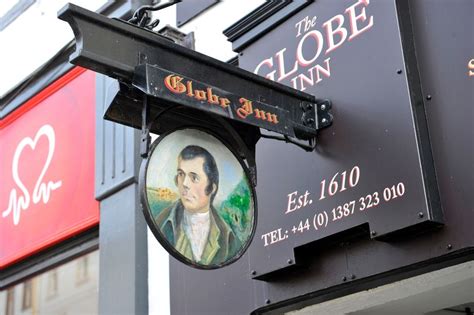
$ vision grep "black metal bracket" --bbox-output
[301,98,333,149]
[58,4,333,152]
[262,99,332,151]
[140,95,181,158]
[301,98,333,132]
[316,99,333,129]
[140,95,151,158]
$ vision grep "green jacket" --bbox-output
[155,200,241,266]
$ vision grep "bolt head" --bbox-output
[321,104,327,111]
[251,270,256,276]
[265,299,271,305]
[418,212,424,218]
[342,276,347,282]
[351,274,356,280]
[447,244,453,250]
[397,69,403,74]
[426,95,432,100]
[371,231,377,237]
[287,259,293,264]
[322,118,328,124]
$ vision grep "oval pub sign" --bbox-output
[140,128,256,269]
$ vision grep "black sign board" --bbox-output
[234,0,443,278]
[164,0,471,311]
[133,64,292,137]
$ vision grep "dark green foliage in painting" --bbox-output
[218,179,253,242]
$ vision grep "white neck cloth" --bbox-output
[182,209,211,261]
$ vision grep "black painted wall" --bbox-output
[168,1,474,314]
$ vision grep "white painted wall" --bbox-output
[0,251,99,315]
[0,0,106,97]
[287,261,474,315]
[0,0,263,97]
[151,0,265,61]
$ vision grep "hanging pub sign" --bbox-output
[58,3,333,268]
[140,128,256,268]
[57,0,446,277]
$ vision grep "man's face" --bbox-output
[176,157,213,213]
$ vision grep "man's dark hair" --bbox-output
[177,145,219,200]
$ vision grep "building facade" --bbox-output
[1,1,472,314]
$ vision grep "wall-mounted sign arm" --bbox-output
[58,3,333,149]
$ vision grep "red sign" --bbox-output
[0,68,99,268]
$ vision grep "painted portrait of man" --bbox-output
[154,145,242,266]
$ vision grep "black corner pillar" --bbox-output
[95,74,148,315]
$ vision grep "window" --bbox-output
[5,288,14,315]
[21,279,32,310]
[76,255,89,285]
[0,251,99,315]
[46,269,58,298]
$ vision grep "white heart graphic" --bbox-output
[2,124,62,226]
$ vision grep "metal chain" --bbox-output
[128,0,182,30]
